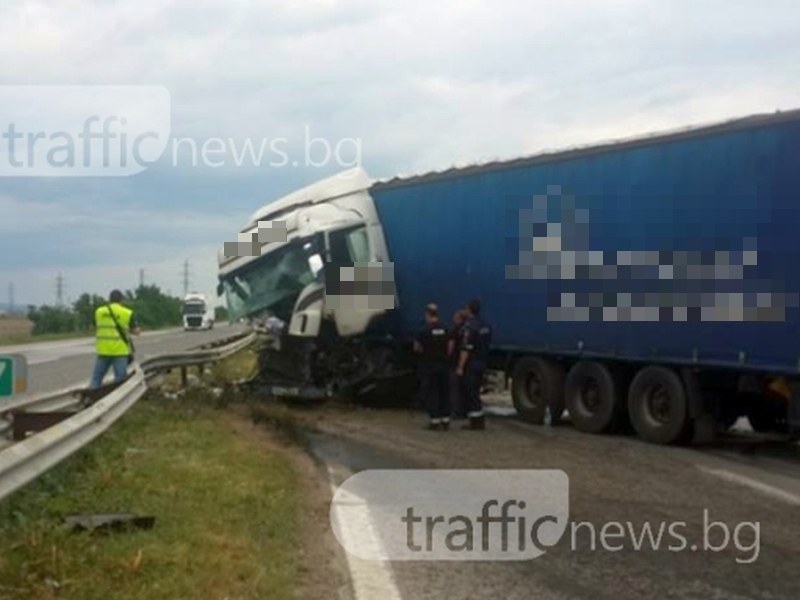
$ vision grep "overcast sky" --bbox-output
[1,0,798,307]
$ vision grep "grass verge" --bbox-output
[0,394,300,600]
[155,347,258,395]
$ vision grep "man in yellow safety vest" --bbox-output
[89,289,141,388]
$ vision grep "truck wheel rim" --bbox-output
[526,374,543,407]
[644,385,671,425]
[577,379,601,414]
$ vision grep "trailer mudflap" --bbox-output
[789,382,800,439]
[681,368,715,444]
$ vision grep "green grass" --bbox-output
[0,395,301,600]
[208,348,259,384]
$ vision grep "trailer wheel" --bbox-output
[511,357,565,424]
[627,366,688,444]
[565,361,621,434]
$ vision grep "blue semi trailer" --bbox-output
[218,108,800,444]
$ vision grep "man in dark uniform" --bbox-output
[414,303,451,430]
[448,309,468,419]
[456,298,492,430]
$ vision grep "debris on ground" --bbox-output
[64,513,156,534]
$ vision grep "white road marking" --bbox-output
[0,327,181,354]
[697,465,800,506]
[1,328,195,366]
[327,465,403,600]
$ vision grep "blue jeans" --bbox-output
[90,356,129,389]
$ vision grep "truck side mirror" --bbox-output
[216,282,224,297]
[308,254,324,277]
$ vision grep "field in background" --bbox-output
[0,316,35,344]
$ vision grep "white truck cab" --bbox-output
[182,293,215,331]
[217,168,398,397]
[218,168,393,339]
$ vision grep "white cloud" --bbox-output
[1,0,799,303]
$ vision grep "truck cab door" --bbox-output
[324,225,394,337]
[288,245,325,338]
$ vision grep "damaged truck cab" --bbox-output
[217,168,400,399]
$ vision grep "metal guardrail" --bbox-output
[0,330,255,502]
[142,331,255,378]
[1,386,84,417]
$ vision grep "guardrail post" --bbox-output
[181,366,188,388]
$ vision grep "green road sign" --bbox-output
[0,355,27,398]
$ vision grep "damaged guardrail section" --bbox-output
[0,369,147,500]
[0,330,255,502]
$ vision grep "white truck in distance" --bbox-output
[182,293,215,331]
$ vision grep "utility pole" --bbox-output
[139,268,145,288]
[181,260,191,296]
[7,282,13,313]
[55,273,65,307]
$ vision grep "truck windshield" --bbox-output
[221,239,318,321]
[182,303,206,315]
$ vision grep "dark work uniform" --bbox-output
[416,320,451,425]
[459,316,492,423]
[449,323,466,418]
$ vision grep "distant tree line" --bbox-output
[27,285,194,336]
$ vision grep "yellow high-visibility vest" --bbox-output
[94,303,134,357]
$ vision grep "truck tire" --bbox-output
[627,366,688,444]
[565,361,621,434]
[511,357,565,424]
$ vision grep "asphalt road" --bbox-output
[296,397,800,600]
[0,323,247,397]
